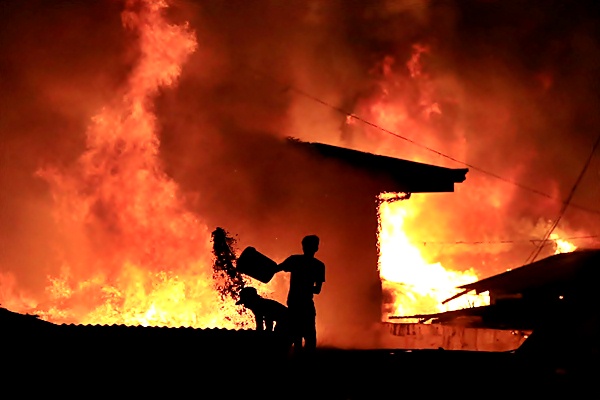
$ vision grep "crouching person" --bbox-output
[236,287,292,357]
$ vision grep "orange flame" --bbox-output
[378,196,489,320]
[0,4,586,336]
[551,233,577,254]
[13,0,254,328]
[370,43,580,321]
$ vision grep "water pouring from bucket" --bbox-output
[236,247,280,283]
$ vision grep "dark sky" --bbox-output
[1,0,600,346]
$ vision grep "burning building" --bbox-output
[1,0,600,351]
[387,248,600,372]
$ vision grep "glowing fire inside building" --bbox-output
[1,0,599,352]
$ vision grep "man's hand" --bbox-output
[313,282,322,295]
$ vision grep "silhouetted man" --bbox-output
[278,235,326,355]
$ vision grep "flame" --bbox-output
[377,197,489,321]
[365,45,488,321]
[551,233,577,254]
[0,3,589,336]
[365,44,577,321]
[0,0,253,329]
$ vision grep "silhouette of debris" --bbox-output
[211,227,246,303]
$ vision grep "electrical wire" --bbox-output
[415,235,598,246]
[243,64,600,216]
[524,133,600,264]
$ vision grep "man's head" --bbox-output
[235,286,259,305]
[301,235,319,256]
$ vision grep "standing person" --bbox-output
[278,235,326,355]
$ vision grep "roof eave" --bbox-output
[287,138,468,193]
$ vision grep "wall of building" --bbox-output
[383,322,530,351]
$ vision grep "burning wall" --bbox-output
[1,0,599,348]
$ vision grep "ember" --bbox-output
[211,227,246,302]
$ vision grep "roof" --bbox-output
[442,248,600,304]
[287,138,468,193]
[0,306,55,330]
[389,302,552,330]
[390,249,600,330]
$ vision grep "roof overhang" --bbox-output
[442,249,600,304]
[287,138,468,193]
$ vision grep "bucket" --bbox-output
[236,246,279,283]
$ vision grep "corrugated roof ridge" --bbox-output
[57,322,253,331]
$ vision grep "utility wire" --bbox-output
[524,133,600,264]
[303,85,600,215]
[382,279,484,295]
[415,235,598,246]
[244,64,600,216]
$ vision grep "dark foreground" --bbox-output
[2,309,597,397]
[5,321,599,398]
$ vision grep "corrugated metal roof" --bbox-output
[0,306,256,333]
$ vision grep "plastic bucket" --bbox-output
[236,246,279,283]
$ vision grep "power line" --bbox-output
[525,133,600,264]
[414,235,598,246]
[243,64,600,216]
[301,86,600,215]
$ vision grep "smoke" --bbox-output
[1,0,600,347]
[0,1,129,299]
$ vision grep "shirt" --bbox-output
[279,254,326,307]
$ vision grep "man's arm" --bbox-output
[313,261,325,294]
[277,258,290,273]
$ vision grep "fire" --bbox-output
[551,233,577,254]
[364,45,488,321]
[377,196,489,320]
[0,2,589,336]
[0,0,252,329]
[370,44,584,321]
[376,194,580,321]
